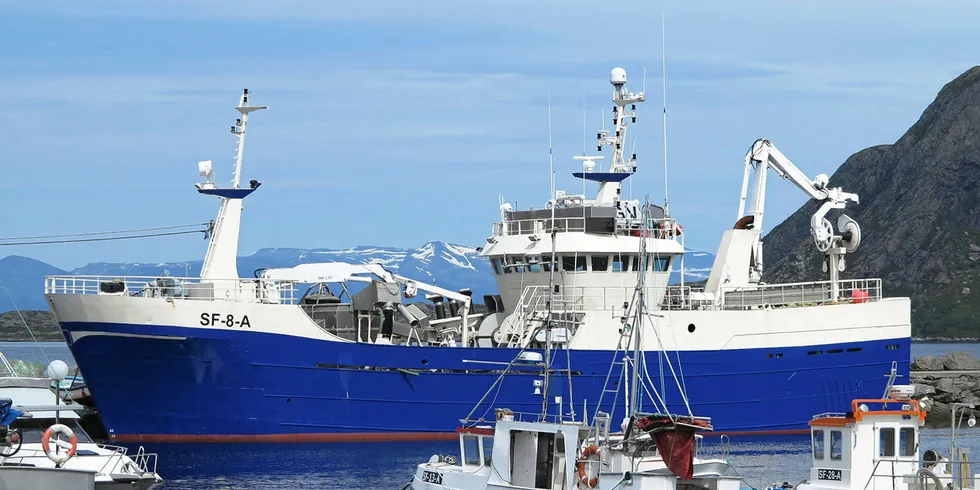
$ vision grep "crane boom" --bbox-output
[737,138,861,284]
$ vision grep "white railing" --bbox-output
[44,275,298,305]
[718,278,883,309]
[663,278,883,310]
[490,217,682,240]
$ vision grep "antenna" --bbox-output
[542,86,555,420]
[548,87,555,202]
[582,95,587,156]
[661,12,671,215]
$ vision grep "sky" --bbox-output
[1,1,979,270]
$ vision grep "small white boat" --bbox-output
[774,384,979,490]
[0,465,96,489]
[0,360,163,490]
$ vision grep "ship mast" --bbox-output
[197,89,267,281]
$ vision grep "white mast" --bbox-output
[593,68,644,205]
[198,89,267,281]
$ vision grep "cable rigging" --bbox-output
[0,222,212,246]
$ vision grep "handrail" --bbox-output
[45,275,298,305]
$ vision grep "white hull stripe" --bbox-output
[69,331,187,343]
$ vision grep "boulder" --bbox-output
[913,356,946,371]
[941,351,980,371]
[936,377,958,394]
[915,384,937,397]
[927,401,953,423]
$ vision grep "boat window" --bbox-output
[632,256,644,272]
[482,436,494,465]
[652,256,671,272]
[592,255,609,272]
[812,430,824,460]
[542,255,554,272]
[13,419,93,444]
[562,256,586,272]
[463,435,480,465]
[900,428,916,457]
[612,255,628,272]
[528,257,542,273]
[879,428,895,457]
[512,257,526,274]
[830,430,843,460]
[491,258,503,275]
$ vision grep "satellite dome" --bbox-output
[610,67,627,85]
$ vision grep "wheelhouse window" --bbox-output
[812,430,824,460]
[612,254,629,272]
[482,436,494,465]
[900,428,916,457]
[562,255,586,272]
[528,257,542,273]
[592,255,609,272]
[463,435,480,465]
[879,428,895,457]
[652,256,671,272]
[830,430,843,460]
[491,258,503,275]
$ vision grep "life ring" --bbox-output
[41,424,78,465]
[576,444,600,488]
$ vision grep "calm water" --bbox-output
[3,341,977,489]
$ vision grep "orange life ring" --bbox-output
[42,424,78,465]
[576,444,600,488]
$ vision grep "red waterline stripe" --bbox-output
[110,427,809,443]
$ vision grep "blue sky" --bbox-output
[1,1,978,270]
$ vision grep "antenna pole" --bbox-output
[661,12,670,215]
[542,88,555,420]
[549,88,555,202]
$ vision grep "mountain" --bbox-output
[763,66,980,337]
[0,244,717,314]
[0,256,67,312]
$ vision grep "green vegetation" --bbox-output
[0,310,62,341]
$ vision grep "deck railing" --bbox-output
[490,217,681,240]
[663,278,883,310]
[44,275,298,304]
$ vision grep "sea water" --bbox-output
[5,342,978,490]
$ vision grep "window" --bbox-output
[812,430,824,460]
[491,258,503,275]
[592,255,609,272]
[652,256,671,272]
[528,257,542,273]
[831,431,843,460]
[879,428,895,457]
[900,428,916,457]
[632,256,644,271]
[562,256,586,272]
[511,257,526,274]
[612,255,628,272]
[463,435,480,465]
[482,436,494,465]
[13,420,93,444]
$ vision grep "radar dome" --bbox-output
[610,67,627,85]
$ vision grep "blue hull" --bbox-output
[59,321,910,442]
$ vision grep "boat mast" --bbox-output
[541,90,556,421]
[198,89,267,281]
[629,198,650,417]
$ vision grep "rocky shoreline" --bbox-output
[910,350,980,424]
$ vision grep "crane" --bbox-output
[737,138,862,288]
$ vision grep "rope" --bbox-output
[0,229,207,246]
[0,223,208,241]
[0,278,49,364]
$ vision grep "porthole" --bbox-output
[687,324,696,333]
[421,359,429,365]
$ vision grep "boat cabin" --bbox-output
[477,409,584,490]
[798,386,964,490]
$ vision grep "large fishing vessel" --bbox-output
[43,69,910,442]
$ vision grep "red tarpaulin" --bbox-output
[653,428,696,480]
[634,416,710,481]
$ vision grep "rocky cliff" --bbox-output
[763,66,980,337]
